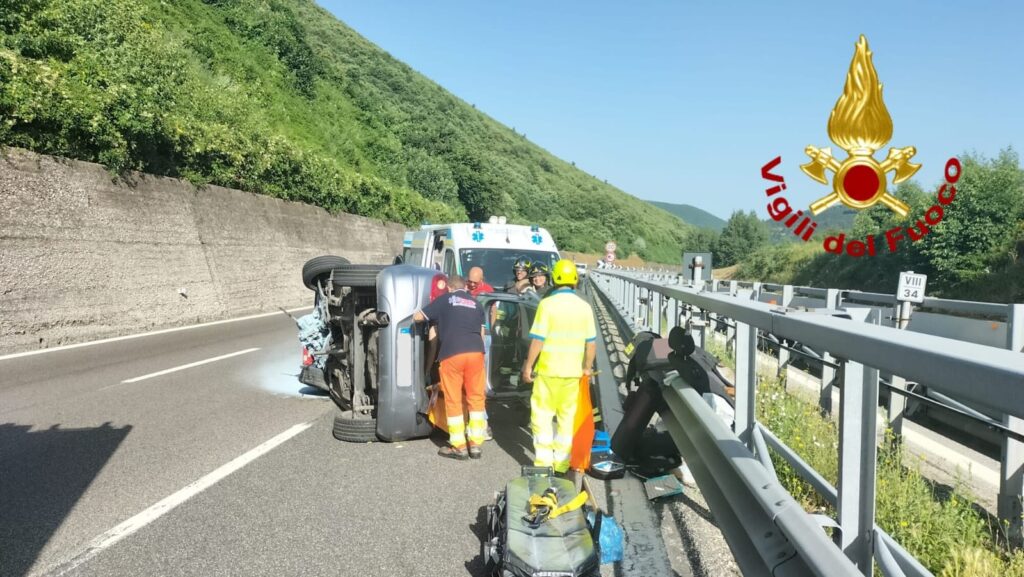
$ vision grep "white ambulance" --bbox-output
[400,216,561,289]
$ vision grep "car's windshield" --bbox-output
[459,249,559,289]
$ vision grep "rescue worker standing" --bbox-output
[414,275,487,460]
[521,259,596,474]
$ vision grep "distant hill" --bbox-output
[765,205,856,243]
[0,0,691,262]
[648,201,727,231]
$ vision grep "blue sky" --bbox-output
[320,1,1023,221]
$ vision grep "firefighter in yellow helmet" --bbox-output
[521,259,597,474]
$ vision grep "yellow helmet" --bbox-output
[551,259,578,286]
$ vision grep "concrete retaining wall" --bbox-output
[0,148,405,354]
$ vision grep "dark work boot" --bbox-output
[468,445,482,460]
[438,445,469,460]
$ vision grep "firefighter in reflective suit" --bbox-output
[521,259,596,473]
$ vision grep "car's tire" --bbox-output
[302,255,350,290]
[328,264,387,288]
[332,412,378,443]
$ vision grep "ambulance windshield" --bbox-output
[459,249,559,290]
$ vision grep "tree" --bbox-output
[681,227,720,253]
[405,148,458,204]
[918,149,1024,288]
[715,210,768,266]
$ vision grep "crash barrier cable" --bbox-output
[589,270,1024,577]
[877,380,1024,443]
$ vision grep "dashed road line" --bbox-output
[41,421,315,577]
[103,348,261,388]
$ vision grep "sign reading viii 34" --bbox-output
[759,35,961,258]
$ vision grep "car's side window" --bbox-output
[443,249,456,277]
[404,247,424,266]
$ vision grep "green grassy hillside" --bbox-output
[0,0,690,262]
[648,200,726,231]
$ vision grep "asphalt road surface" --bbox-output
[0,310,543,577]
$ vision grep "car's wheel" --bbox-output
[302,255,350,290]
[329,264,387,288]
[332,411,378,443]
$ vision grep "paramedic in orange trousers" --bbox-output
[413,275,487,460]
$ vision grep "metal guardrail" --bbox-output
[589,269,1024,577]
[660,272,1024,528]
[721,279,1014,320]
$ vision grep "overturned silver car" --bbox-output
[296,255,540,443]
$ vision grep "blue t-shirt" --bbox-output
[420,289,486,361]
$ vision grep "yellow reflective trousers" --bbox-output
[531,375,579,473]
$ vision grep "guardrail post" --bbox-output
[643,287,652,330]
[691,309,707,349]
[776,286,795,376]
[734,321,757,447]
[752,282,762,302]
[639,286,647,329]
[886,301,913,441]
[999,304,1024,545]
[816,288,843,415]
[711,279,720,293]
[837,358,880,576]
[645,287,653,330]
[627,282,635,319]
[826,288,842,310]
[726,319,736,353]
[652,290,663,336]
[650,288,658,331]
[729,280,738,295]
[819,353,836,415]
[630,283,639,326]
[886,371,908,440]
[666,298,679,332]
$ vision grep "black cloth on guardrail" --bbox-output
[612,328,735,478]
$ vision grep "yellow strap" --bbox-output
[549,491,588,520]
[528,492,558,512]
[526,488,589,526]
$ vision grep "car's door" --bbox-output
[478,294,531,397]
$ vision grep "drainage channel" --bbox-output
[586,280,740,577]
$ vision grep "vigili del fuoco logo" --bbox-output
[760,35,961,257]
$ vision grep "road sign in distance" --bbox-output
[897,271,927,304]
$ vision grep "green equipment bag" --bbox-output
[483,466,600,577]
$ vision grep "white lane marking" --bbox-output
[109,348,261,386]
[0,306,311,362]
[44,421,314,577]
